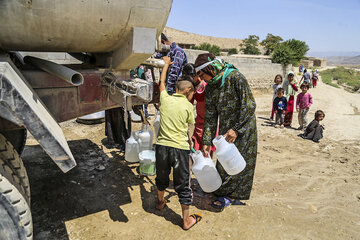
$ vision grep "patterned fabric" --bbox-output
[155,42,187,94]
[167,42,187,94]
[202,70,257,200]
[207,59,237,88]
[296,92,313,109]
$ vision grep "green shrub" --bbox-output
[228,48,238,55]
[272,39,309,66]
[321,67,360,91]
[192,43,221,56]
[239,35,261,55]
[271,44,293,66]
[261,33,283,55]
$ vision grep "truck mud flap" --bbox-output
[0,57,76,173]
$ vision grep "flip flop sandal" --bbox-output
[211,197,232,209]
[231,199,246,206]
[184,213,202,230]
[212,197,246,209]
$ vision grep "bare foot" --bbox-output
[155,199,167,210]
[183,213,202,230]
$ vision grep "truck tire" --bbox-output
[1,129,27,156]
[0,133,30,202]
[0,133,32,240]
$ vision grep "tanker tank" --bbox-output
[0,0,173,70]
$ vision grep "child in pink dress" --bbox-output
[296,83,313,130]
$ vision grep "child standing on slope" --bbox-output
[273,88,287,128]
[296,83,313,130]
[270,74,283,121]
[155,56,202,230]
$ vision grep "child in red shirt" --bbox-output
[182,63,216,154]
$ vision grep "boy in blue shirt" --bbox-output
[273,88,287,128]
[155,56,202,230]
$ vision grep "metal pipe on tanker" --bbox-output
[10,51,25,65]
[141,58,165,68]
[23,56,84,86]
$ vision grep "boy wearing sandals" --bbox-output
[155,56,202,230]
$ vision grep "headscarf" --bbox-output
[194,53,238,88]
[282,71,298,100]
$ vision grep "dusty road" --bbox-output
[22,76,360,240]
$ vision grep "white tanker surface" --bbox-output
[0,0,172,53]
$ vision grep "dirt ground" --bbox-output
[22,76,360,240]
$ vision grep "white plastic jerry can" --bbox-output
[153,110,161,138]
[125,131,140,163]
[212,135,246,175]
[191,150,222,193]
[136,124,153,152]
[138,150,156,176]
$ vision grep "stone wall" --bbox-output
[184,49,292,89]
[164,27,244,51]
[311,58,327,68]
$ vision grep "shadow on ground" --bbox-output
[22,139,143,240]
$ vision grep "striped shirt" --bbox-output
[156,42,187,94]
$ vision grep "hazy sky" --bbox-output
[166,0,360,53]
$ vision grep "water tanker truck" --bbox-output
[0,1,172,239]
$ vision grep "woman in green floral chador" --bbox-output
[194,53,257,209]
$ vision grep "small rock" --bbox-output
[96,165,106,171]
[111,185,117,188]
[70,180,79,185]
[90,175,95,179]
[339,158,348,163]
[309,204,318,213]
[36,231,51,239]
[287,205,292,209]
[89,151,97,157]
[85,161,94,167]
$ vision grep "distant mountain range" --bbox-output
[307,51,360,66]
[323,55,360,66]
[307,51,360,58]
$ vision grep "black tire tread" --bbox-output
[0,134,30,203]
[0,161,33,240]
